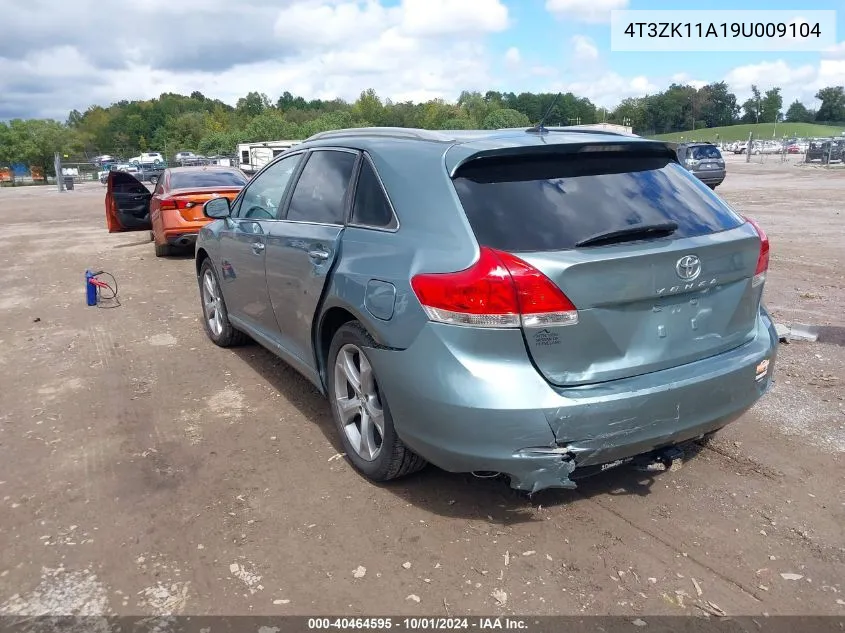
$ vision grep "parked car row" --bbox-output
[104,126,778,494]
[806,139,845,163]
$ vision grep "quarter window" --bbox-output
[351,158,396,229]
[286,150,357,225]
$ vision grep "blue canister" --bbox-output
[85,270,98,306]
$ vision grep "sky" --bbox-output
[0,0,843,121]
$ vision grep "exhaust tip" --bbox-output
[471,471,501,479]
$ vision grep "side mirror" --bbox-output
[204,197,231,219]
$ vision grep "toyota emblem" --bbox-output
[675,255,702,281]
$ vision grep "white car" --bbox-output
[129,152,164,165]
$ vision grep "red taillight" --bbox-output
[159,198,196,211]
[410,247,578,328]
[744,217,770,287]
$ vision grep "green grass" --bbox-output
[652,122,845,143]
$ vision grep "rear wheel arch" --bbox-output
[195,248,210,277]
[315,304,387,390]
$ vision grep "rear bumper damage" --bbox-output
[366,308,778,494]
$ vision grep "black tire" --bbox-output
[198,259,248,347]
[149,175,158,185]
[154,242,174,257]
[327,321,426,482]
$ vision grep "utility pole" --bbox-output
[54,152,63,193]
[746,132,753,163]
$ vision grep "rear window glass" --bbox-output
[452,152,743,252]
[170,170,247,189]
[691,145,721,159]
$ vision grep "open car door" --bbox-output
[105,170,152,233]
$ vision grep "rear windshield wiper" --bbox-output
[575,221,679,248]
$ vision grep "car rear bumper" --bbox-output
[165,232,198,247]
[366,308,778,494]
[692,169,726,184]
[159,210,211,246]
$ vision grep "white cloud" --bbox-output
[571,35,599,63]
[822,40,845,58]
[545,0,628,24]
[550,73,658,108]
[0,0,509,119]
[400,0,509,36]
[670,73,708,89]
[723,59,842,106]
[504,47,521,67]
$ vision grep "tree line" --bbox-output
[1,84,844,175]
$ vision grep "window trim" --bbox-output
[230,150,307,220]
[347,151,400,233]
[279,147,361,227]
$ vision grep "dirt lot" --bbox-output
[0,157,843,618]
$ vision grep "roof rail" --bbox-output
[496,126,632,137]
[304,127,458,143]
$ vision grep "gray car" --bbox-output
[194,126,777,494]
[676,142,726,189]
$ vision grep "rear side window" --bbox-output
[351,158,396,229]
[691,145,721,159]
[452,152,743,252]
[286,150,357,224]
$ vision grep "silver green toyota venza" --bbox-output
[195,126,777,494]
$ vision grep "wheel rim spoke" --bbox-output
[203,273,216,300]
[336,396,359,423]
[340,349,361,394]
[359,410,377,460]
[359,354,375,396]
[367,401,385,439]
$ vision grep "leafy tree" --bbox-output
[351,89,385,127]
[482,108,530,129]
[243,112,301,142]
[760,88,782,123]
[236,92,271,118]
[0,119,80,176]
[785,100,812,123]
[698,82,738,128]
[741,85,762,123]
[814,86,845,122]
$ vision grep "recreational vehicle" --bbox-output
[237,140,301,174]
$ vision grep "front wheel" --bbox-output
[149,175,158,185]
[198,259,248,347]
[327,322,426,482]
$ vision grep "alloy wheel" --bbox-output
[333,343,385,461]
[201,270,223,337]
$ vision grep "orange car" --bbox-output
[106,166,248,256]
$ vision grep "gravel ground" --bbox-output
[0,157,842,619]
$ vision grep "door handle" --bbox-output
[308,249,330,261]
[251,241,265,254]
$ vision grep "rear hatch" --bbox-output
[688,145,724,172]
[450,143,765,387]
